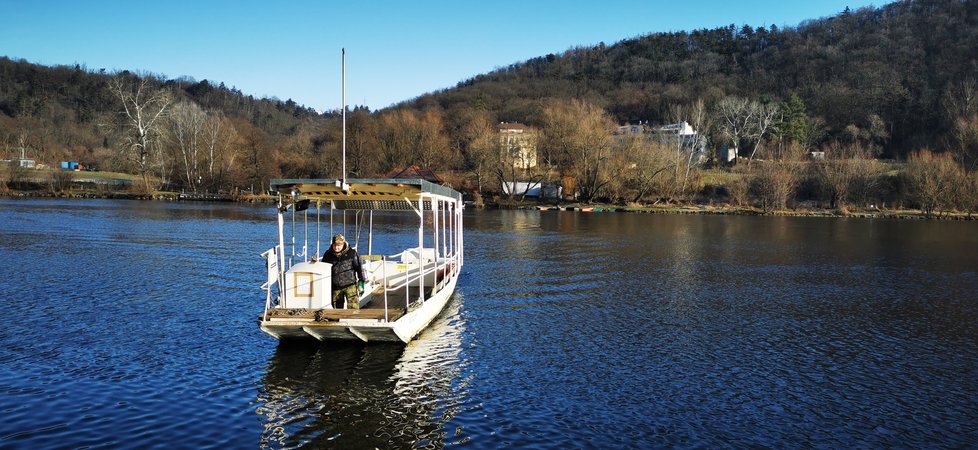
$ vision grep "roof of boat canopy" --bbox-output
[270,178,463,211]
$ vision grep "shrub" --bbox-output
[904,150,967,216]
[749,161,804,211]
[49,169,74,193]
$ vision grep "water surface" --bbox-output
[0,199,975,448]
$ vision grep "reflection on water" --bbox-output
[459,209,978,448]
[256,294,466,449]
[2,200,977,449]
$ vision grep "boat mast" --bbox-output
[342,48,347,183]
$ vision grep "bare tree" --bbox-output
[942,78,978,125]
[813,142,882,210]
[847,157,883,208]
[202,113,240,191]
[750,160,802,212]
[204,112,225,182]
[454,109,496,197]
[686,97,713,165]
[2,164,28,191]
[493,146,544,205]
[728,176,749,207]
[714,96,755,162]
[375,110,417,174]
[614,134,674,204]
[540,99,615,202]
[467,130,497,199]
[370,109,453,174]
[964,172,978,217]
[905,150,966,216]
[204,113,222,181]
[950,114,978,172]
[714,97,782,166]
[233,118,276,194]
[415,109,452,171]
[278,128,317,179]
[746,101,781,164]
[108,74,173,191]
[346,107,377,177]
[169,101,207,192]
[943,79,978,170]
[49,169,74,194]
[687,98,712,140]
[666,104,698,193]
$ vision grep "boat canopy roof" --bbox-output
[270,178,462,211]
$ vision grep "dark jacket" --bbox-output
[323,244,365,288]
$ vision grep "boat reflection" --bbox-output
[256,293,466,449]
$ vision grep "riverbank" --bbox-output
[2,189,974,220]
[509,201,977,220]
[0,189,278,203]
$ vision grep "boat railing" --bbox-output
[380,262,438,291]
[363,249,458,321]
[260,245,282,322]
[259,247,456,324]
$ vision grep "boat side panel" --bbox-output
[260,324,318,341]
[392,275,458,342]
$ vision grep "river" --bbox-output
[0,198,976,448]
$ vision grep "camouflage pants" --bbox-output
[331,284,360,309]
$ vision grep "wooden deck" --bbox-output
[262,287,418,323]
[264,307,406,322]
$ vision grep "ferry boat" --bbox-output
[258,178,464,343]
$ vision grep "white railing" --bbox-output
[264,193,463,326]
[260,245,281,321]
[362,248,459,322]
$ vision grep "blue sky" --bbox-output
[1,0,884,112]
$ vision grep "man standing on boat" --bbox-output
[323,234,366,309]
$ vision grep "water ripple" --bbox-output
[2,202,978,448]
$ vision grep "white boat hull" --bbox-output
[260,274,458,343]
[260,177,464,345]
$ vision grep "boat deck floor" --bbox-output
[263,288,422,323]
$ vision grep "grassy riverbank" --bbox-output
[499,201,976,220]
[0,168,278,203]
[1,175,973,220]
[0,188,278,204]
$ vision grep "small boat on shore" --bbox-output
[258,178,464,343]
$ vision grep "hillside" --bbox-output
[1,0,977,214]
[408,0,978,158]
[0,57,336,193]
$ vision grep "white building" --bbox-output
[657,121,696,136]
[497,122,538,169]
[1,158,36,169]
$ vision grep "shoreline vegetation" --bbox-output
[2,183,973,221]
[5,3,978,226]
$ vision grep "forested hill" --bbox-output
[2,0,977,197]
[408,0,978,158]
[0,57,331,155]
[0,56,342,192]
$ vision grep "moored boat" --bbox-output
[258,178,464,343]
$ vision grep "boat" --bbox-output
[258,178,464,343]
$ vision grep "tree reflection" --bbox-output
[256,294,466,449]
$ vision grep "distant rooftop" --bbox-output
[385,165,443,184]
[497,122,527,132]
